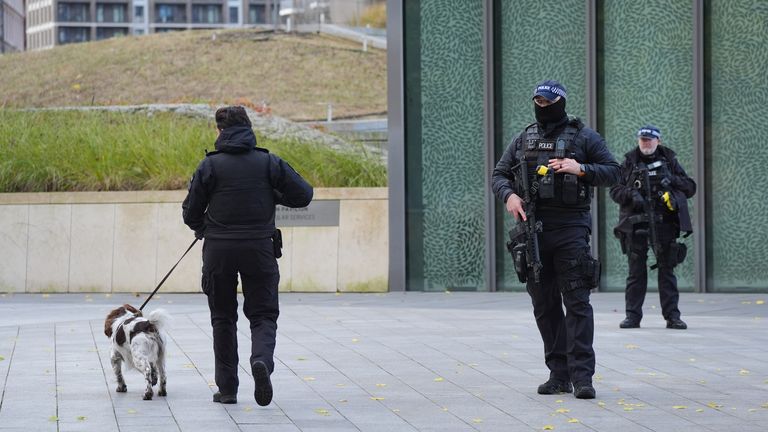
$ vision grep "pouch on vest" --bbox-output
[667,242,687,267]
[272,229,283,259]
[562,174,578,204]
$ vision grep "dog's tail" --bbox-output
[146,309,171,332]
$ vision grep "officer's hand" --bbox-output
[631,190,645,211]
[194,230,204,240]
[548,158,581,175]
[505,194,527,221]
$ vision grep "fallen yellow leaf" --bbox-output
[760,402,768,409]
[696,408,704,412]
[244,406,253,412]
[739,369,750,375]
[338,399,348,403]
[434,377,444,382]
[336,383,346,387]
[370,397,385,401]
[297,357,307,361]
[392,409,400,413]
[555,399,563,403]
[597,401,606,407]
[42,294,50,298]
[376,383,387,387]
[303,377,316,381]
[567,418,580,423]
[77,416,86,421]
[182,364,195,369]
[127,409,137,414]
[623,407,634,411]
[748,408,758,412]
[351,338,360,343]
[0,356,5,361]
[555,408,570,413]
[48,416,58,422]
[314,409,330,416]
[673,405,687,410]
[625,344,639,350]
[707,402,723,409]
[472,418,483,423]
[543,426,554,430]
[756,300,765,305]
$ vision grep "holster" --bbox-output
[272,229,283,259]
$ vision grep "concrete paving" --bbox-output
[0,291,766,432]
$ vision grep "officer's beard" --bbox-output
[534,98,567,129]
[639,142,659,156]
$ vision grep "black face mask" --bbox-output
[534,97,567,127]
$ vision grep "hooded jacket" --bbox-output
[182,126,313,240]
[609,145,696,237]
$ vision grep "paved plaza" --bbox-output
[0,291,766,432]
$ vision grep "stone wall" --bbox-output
[0,188,388,293]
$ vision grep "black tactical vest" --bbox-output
[516,121,590,211]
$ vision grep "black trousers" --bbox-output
[202,238,280,395]
[625,224,681,322]
[526,226,595,386]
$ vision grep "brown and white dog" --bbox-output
[104,304,170,400]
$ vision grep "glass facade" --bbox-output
[494,0,587,291]
[598,0,695,292]
[192,4,222,24]
[155,4,186,23]
[96,3,128,23]
[96,27,128,39]
[397,0,768,293]
[404,0,486,291]
[707,0,768,292]
[57,2,90,22]
[58,26,90,44]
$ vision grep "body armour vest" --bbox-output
[516,121,590,211]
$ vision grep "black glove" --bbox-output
[194,230,204,240]
[631,190,645,211]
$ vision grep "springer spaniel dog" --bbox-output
[104,304,170,400]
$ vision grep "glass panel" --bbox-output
[58,26,90,44]
[495,0,587,291]
[96,27,128,40]
[57,3,90,22]
[599,0,695,292]
[404,0,485,291]
[96,4,127,23]
[156,4,186,23]
[707,0,768,292]
[192,5,222,24]
[229,6,238,24]
[249,4,266,24]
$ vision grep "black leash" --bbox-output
[139,238,199,311]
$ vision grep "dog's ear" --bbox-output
[104,307,126,337]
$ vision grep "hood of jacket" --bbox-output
[214,126,257,153]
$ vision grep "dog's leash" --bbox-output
[139,238,199,311]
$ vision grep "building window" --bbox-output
[96,3,128,23]
[155,27,185,33]
[96,27,128,40]
[155,4,186,24]
[229,6,238,24]
[135,5,144,21]
[58,26,90,44]
[248,4,266,24]
[134,28,145,35]
[57,2,90,23]
[192,4,222,24]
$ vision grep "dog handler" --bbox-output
[183,106,313,405]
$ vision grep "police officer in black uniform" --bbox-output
[610,125,696,330]
[183,106,313,405]
[492,80,620,399]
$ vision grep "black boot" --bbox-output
[537,379,573,395]
[213,392,237,404]
[573,383,596,399]
[619,318,640,328]
[252,361,273,406]
[666,318,687,329]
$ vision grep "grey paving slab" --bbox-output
[0,292,767,432]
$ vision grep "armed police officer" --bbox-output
[610,125,696,330]
[183,106,313,406]
[492,80,620,400]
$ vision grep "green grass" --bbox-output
[0,110,386,192]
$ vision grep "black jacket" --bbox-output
[492,117,621,229]
[609,145,696,235]
[182,126,313,240]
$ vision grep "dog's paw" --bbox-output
[116,384,127,393]
[158,388,167,397]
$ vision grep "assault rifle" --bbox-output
[506,157,543,286]
[633,161,663,270]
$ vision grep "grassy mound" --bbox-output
[0,110,386,192]
[0,29,386,121]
